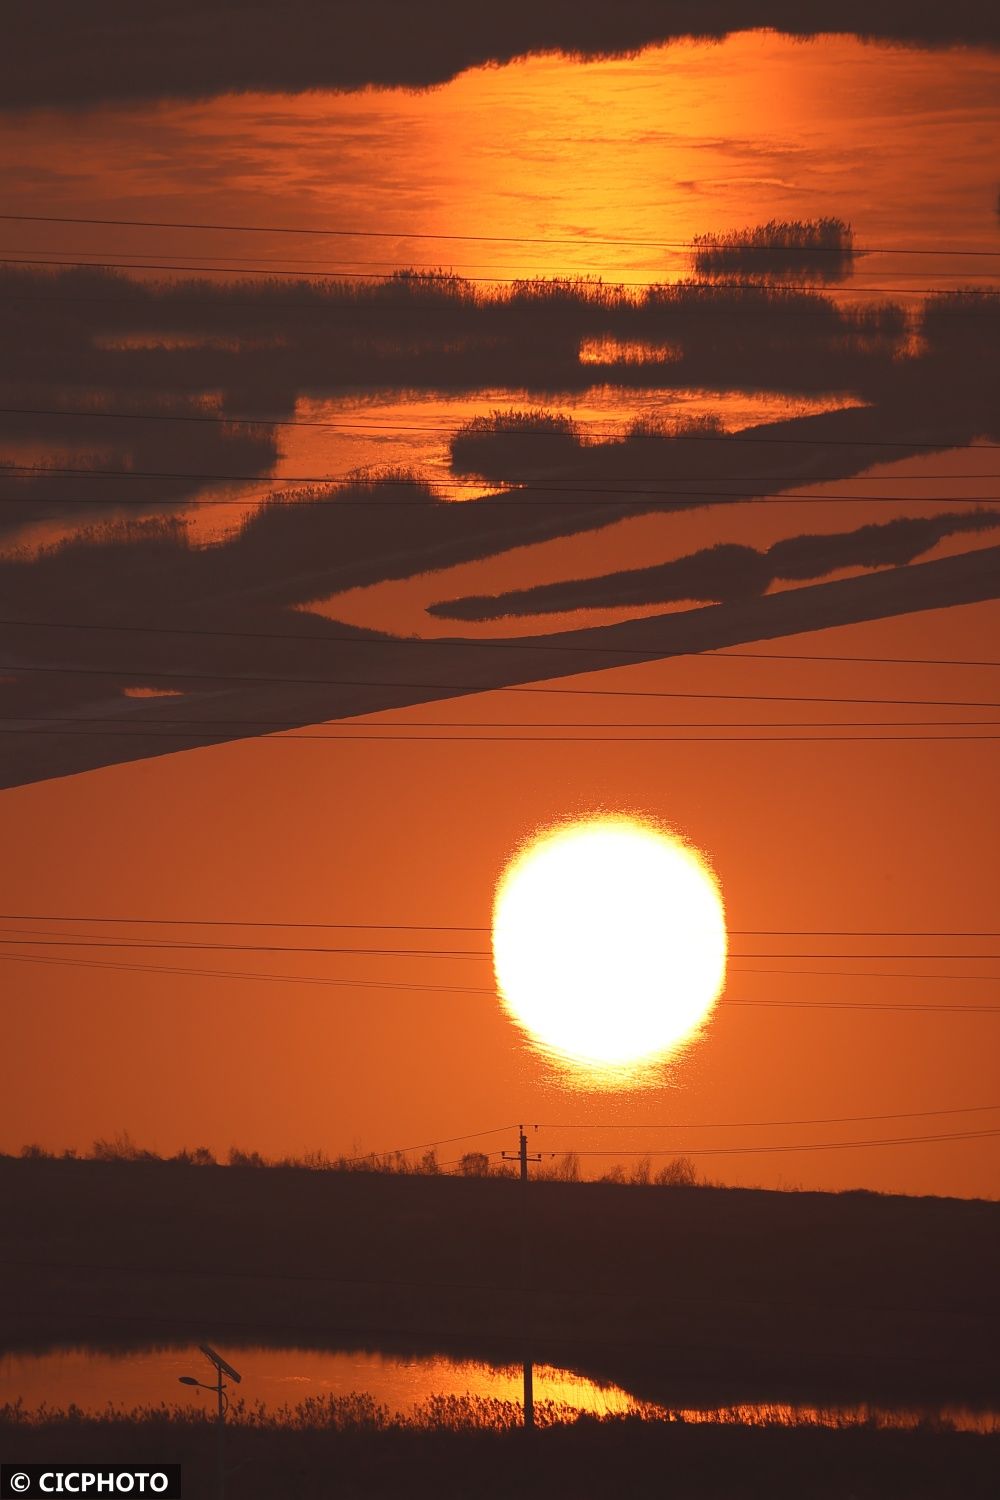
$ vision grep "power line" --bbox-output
[8,238,995,282]
[2,405,999,475]
[541,1104,1000,1130]
[0,250,905,292]
[556,1128,1000,1157]
[20,241,929,281]
[5,403,995,488]
[2,910,999,938]
[10,234,995,276]
[2,935,998,959]
[3,212,996,257]
[5,248,996,286]
[722,966,1000,984]
[3,726,996,744]
[6,462,992,505]
[340,1124,516,1165]
[6,1119,1000,1165]
[5,949,998,1009]
[3,617,999,670]
[5,663,998,708]
[5,251,990,294]
[16,943,959,986]
[6,716,997,730]
[0,936,481,958]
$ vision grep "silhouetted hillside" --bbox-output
[1,1157,997,1410]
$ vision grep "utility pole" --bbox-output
[503,1124,541,1429]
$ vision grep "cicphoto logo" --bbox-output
[1,1469,180,1499]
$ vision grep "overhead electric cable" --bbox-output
[5,404,996,486]
[2,727,996,743]
[2,935,998,958]
[4,948,999,1009]
[554,1128,1000,1156]
[4,662,998,708]
[2,910,999,938]
[3,405,1000,478]
[2,211,996,257]
[541,1104,1000,1129]
[339,1124,516,1164]
[5,716,996,730]
[6,461,992,505]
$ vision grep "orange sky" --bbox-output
[1,32,998,1197]
[2,599,998,1197]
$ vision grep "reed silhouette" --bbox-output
[692,220,856,282]
[16,1137,705,1187]
[0,269,913,443]
[4,1397,996,1499]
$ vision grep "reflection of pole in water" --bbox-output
[503,1124,541,1429]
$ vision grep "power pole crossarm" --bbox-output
[501,1124,543,1181]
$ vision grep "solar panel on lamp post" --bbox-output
[177,1344,242,1500]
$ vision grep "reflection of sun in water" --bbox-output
[492,816,726,1082]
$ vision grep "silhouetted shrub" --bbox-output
[90,1131,161,1163]
[227,1147,268,1168]
[656,1156,699,1187]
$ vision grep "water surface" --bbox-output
[3,1345,997,1431]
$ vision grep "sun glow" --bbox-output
[492,817,727,1079]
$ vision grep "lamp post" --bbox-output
[178,1344,242,1500]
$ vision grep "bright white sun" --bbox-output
[492,816,727,1076]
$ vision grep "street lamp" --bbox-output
[178,1344,242,1500]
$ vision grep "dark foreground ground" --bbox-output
[3,1409,999,1500]
[3,1158,998,1411]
